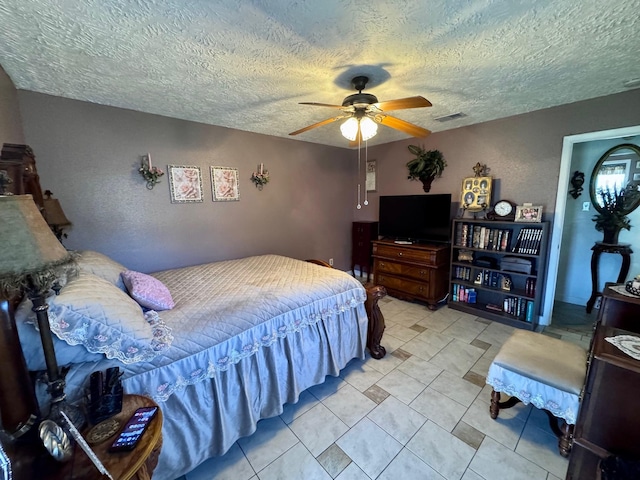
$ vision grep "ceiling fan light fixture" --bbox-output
[360,116,378,141]
[340,117,359,141]
[340,117,378,142]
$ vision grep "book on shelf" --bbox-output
[525,300,534,322]
[454,223,512,252]
[513,227,543,255]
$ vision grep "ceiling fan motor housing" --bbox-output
[342,93,378,107]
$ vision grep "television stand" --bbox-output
[372,240,450,310]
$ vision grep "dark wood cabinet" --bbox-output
[372,240,450,309]
[567,288,640,479]
[448,219,549,330]
[352,221,378,279]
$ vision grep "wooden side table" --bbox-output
[586,242,633,313]
[8,394,162,480]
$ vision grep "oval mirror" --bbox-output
[589,143,640,215]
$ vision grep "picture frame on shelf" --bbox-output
[515,204,543,222]
[461,176,492,211]
[168,165,204,203]
[211,166,240,201]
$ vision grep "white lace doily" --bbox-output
[605,335,640,361]
[610,284,640,298]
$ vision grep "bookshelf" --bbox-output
[448,219,550,330]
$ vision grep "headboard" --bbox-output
[0,143,45,209]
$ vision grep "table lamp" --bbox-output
[0,195,83,429]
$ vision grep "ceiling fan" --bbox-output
[289,75,432,144]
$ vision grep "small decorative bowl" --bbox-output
[625,281,640,297]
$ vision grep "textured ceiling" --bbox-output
[0,0,639,148]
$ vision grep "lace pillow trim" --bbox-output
[145,294,365,402]
[44,309,174,364]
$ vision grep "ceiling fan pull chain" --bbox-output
[364,140,369,206]
[356,134,362,209]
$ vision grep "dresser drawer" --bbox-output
[375,260,433,282]
[373,243,443,265]
[376,274,432,300]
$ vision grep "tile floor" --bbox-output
[182,297,594,480]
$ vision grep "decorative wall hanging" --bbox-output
[211,166,240,201]
[461,176,492,212]
[139,153,164,190]
[168,165,203,203]
[406,146,446,192]
[366,159,377,192]
[250,163,269,190]
[569,171,585,199]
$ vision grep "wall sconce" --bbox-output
[138,153,164,189]
[569,171,585,199]
[251,163,269,190]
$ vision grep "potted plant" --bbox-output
[592,187,632,244]
[406,145,447,192]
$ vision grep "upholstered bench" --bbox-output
[486,330,588,457]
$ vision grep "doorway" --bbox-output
[544,125,640,326]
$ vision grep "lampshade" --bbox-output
[340,116,378,142]
[43,197,71,228]
[340,117,359,141]
[359,117,378,141]
[0,195,75,295]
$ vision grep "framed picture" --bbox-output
[461,176,492,211]
[515,204,543,222]
[634,173,640,181]
[366,159,377,192]
[211,166,240,201]
[168,165,204,203]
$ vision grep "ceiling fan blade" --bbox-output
[288,115,345,136]
[376,114,431,137]
[373,96,432,111]
[299,102,345,108]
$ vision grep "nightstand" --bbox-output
[8,394,162,480]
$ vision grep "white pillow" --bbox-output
[76,250,127,291]
[18,272,173,366]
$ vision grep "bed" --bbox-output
[14,249,386,479]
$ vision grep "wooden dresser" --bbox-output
[372,240,450,310]
[567,286,640,479]
[352,221,378,279]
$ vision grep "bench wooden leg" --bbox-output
[490,389,522,419]
[542,410,573,457]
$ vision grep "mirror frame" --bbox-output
[589,143,640,215]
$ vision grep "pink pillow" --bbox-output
[121,270,175,311]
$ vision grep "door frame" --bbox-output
[543,125,640,325]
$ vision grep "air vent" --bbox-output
[434,112,466,122]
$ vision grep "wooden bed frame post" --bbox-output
[0,297,40,440]
[364,283,386,359]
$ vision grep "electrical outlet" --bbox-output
[582,202,590,211]
[329,258,334,266]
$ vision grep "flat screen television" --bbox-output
[379,194,452,243]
